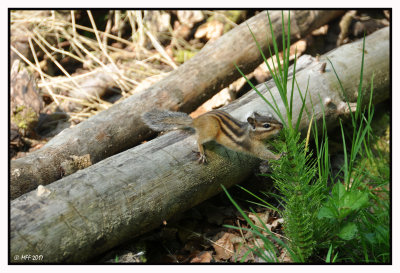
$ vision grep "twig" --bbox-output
[28,37,59,105]
[145,30,178,69]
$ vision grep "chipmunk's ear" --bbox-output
[247,116,256,129]
[253,112,261,118]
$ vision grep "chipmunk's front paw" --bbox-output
[197,153,207,164]
[193,151,207,164]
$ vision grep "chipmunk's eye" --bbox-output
[263,123,271,129]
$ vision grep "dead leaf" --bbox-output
[279,249,293,263]
[195,21,224,41]
[248,211,284,237]
[311,25,329,36]
[231,241,252,262]
[254,249,276,263]
[337,10,357,45]
[230,237,268,262]
[253,63,271,83]
[291,39,307,57]
[252,238,265,249]
[268,217,283,232]
[177,10,204,28]
[173,21,191,40]
[212,232,239,261]
[248,211,270,228]
[190,251,213,263]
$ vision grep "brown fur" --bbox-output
[142,109,283,163]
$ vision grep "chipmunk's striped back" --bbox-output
[195,110,248,145]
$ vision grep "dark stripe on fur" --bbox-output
[213,110,245,128]
[212,113,249,149]
[212,111,246,138]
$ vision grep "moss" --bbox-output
[226,10,244,22]
[174,49,197,64]
[12,105,39,133]
[207,10,246,33]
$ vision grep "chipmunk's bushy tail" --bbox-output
[141,109,193,131]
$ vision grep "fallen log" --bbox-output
[10,27,389,263]
[10,10,345,199]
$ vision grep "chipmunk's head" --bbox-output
[247,112,283,140]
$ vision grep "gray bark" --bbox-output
[10,10,345,199]
[10,27,390,263]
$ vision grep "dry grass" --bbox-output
[11,10,184,121]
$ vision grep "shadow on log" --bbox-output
[10,27,389,263]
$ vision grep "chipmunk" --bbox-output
[141,109,284,163]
